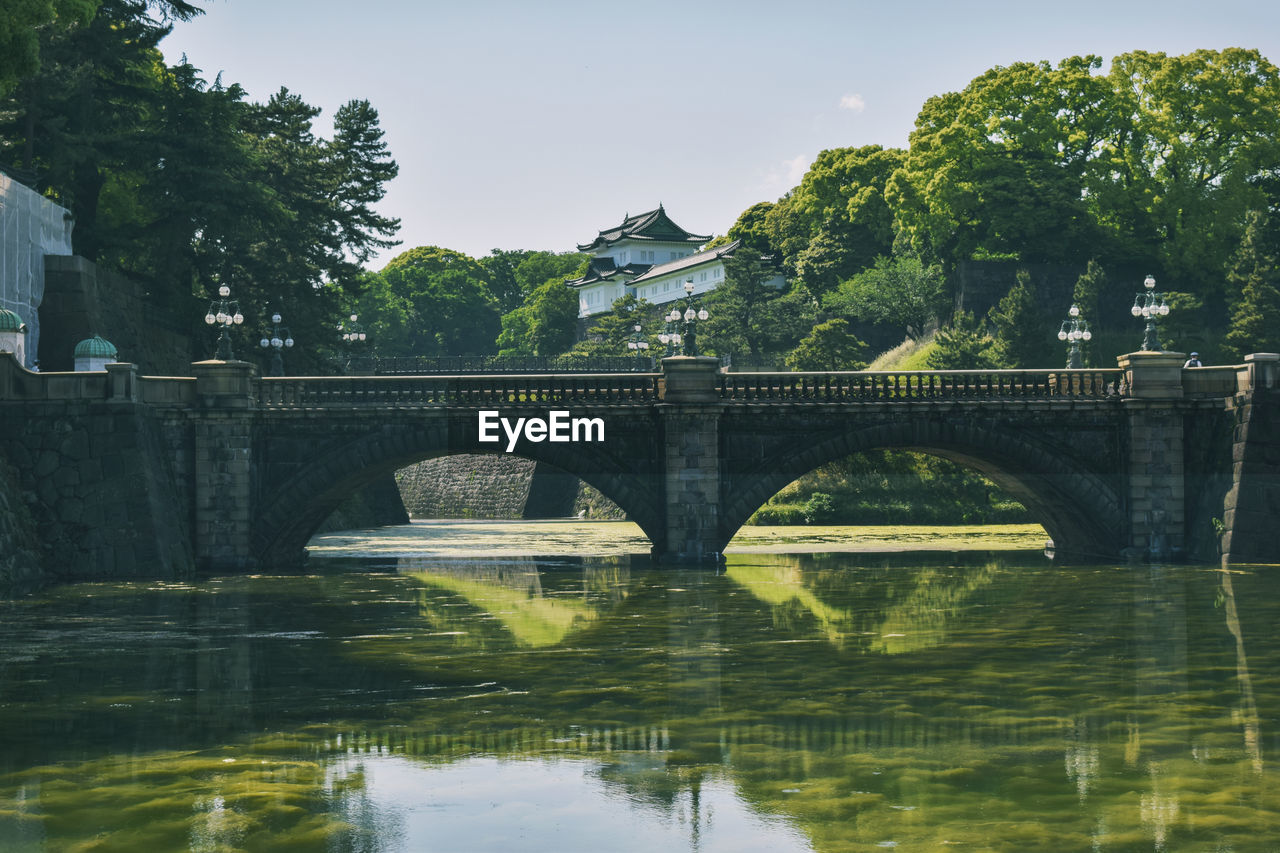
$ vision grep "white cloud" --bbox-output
[783,154,809,184]
[839,93,866,112]
[760,154,812,195]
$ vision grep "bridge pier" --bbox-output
[658,357,726,564]
[1119,352,1187,560]
[192,360,258,572]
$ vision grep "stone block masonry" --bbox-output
[1221,355,1280,563]
[5,349,1280,579]
[397,455,537,519]
[0,398,193,580]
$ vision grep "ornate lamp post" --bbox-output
[338,313,368,373]
[339,313,366,347]
[658,319,680,356]
[1131,274,1170,352]
[626,321,650,370]
[1057,304,1092,369]
[258,311,294,377]
[664,279,708,357]
[203,284,244,360]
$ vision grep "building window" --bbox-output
[700,272,708,282]
[714,268,721,278]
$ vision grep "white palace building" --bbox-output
[567,205,782,319]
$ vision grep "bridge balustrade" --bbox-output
[257,373,662,408]
[718,369,1124,402]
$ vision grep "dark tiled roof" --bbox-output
[576,204,712,252]
[566,260,653,288]
[627,240,742,284]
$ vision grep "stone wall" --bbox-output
[397,455,538,519]
[0,449,42,590]
[1182,405,1237,561]
[0,399,194,580]
[395,454,618,520]
[314,475,410,534]
[1223,387,1280,563]
[40,255,193,374]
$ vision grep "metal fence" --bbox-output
[339,355,655,375]
[718,369,1125,401]
[258,373,662,408]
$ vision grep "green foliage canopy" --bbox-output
[825,255,946,339]
[362,247,499,357]
[785,318,868,371]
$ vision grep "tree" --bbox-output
[569,293,655,359]
[758,145,904,295]
[497,275,578,357]
[328,98,401,272]
[785,319,867,371]
[700,253,799,363]
[1224,210,1280,360]
[888,56,1107,269]
[727,201,777,256]
[926,311,997,369]
[0,0,99,94]
[1091,49,1280,298]
[482,250,585,314]
[363,246,499,357]
[826,254,946,339]
[987,269,1053,368]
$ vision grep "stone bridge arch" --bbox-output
[250,413,666,567]
[719,412,1126,560]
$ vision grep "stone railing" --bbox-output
[257,373,662,408]
[718,369,1125,402]
[0,352,110,400]
[1181,366,1241,399]
[138,375,197,406]
[344,354,654,375]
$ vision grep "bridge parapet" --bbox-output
[257,372,661,409]
[1182,366,1241,398]
[719,368,1124,402]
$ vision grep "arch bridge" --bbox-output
[1,352,1276,576]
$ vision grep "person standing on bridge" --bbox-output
[1184,352,1202,368]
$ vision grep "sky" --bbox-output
[159,0,1280,268]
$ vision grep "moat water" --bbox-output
[1,523,1276,851]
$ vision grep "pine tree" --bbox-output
[1225,211,1280,360]
[988,269,1052,368]
[926,310,997,369]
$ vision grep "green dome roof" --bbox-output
[74,335,118,359]
[0,309,26,332]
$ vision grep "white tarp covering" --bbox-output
[0,173,74,368]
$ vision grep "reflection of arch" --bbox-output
[721,419,1124,559]
[253,423,662,566]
